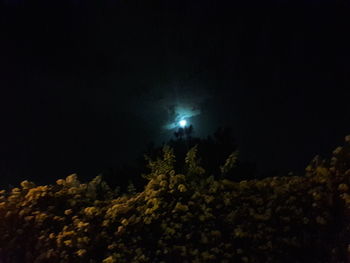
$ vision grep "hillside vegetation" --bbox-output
[1,137,350,262]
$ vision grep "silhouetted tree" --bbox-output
[101,126,258,192]
[147,126,257,182]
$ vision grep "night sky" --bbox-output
[1,0,350,187]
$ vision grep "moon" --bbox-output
[179,119,187,128]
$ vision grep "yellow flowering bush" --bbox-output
[0,137,350,262]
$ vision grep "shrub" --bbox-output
[0,137,350,262]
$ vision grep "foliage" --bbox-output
[220,150,239,176]
[0,137,350,262]
[184,145,205,179]
[142,145,176,180]
[145,127,256,181]
[100,127,256,194]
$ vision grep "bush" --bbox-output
[0,137,350,262]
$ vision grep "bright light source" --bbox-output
[179,119,187,128]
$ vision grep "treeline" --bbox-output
[101,127,258,193]
[0,135,350,262]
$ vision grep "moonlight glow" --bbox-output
[179,119,187,127]
[163,104,200,130]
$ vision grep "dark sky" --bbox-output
[1,0,350,187]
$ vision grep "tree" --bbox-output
[100,126,257,193]
[146,126,257,181]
